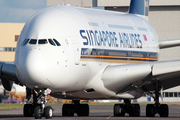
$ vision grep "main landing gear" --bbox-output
[62,100,89,116]
[23,88,53,119]
[114,99,140,117]
[146,81,169,117]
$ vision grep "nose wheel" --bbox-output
[23,88,53,119]
[33,105,53,119]
[34,105,42,119]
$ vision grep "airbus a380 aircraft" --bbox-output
[1,0,180,119]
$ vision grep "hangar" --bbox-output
[0,23,24,61]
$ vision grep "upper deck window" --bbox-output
[29,39,37,44]
[48,39,56,46]
[53,39,61,46]
[38,39,48,44]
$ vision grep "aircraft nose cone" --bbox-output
[24,49,48,86]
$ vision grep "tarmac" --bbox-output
[0,104,180,120]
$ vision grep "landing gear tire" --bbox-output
[114,104,125,116]
[160,104,168,117]
[146,81,169,117]
[23,104,33,117]
[77,104,89,116]
[44,106,53,119]
[113,100,140,117]
[135,104,140,117]
[62,104,74,116]
[129,104,140,117]
[62,101,89,117]
[34,105,42,119]
[146,104,155,117]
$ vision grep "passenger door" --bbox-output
[65,37,80,65]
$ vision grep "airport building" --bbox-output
[1,0,180,102]
[0,23,24,61]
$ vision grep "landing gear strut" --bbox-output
[114,99,140,117]
[62,100,89,116]
[23,88,53,119]
[146,81,169,117]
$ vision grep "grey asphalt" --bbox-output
[0,104,180,119]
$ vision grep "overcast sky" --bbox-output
[0,0,47,23]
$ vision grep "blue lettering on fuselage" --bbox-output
[79,30,142,48]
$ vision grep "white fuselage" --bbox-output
[15,5,159,100]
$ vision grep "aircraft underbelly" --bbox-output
[50,88,143,100]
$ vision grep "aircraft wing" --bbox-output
[159,39,180,49]
[0,61,20,91]
[142,60,180,92]
[101,60,180,94]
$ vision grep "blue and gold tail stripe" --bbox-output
[80,48,158,63]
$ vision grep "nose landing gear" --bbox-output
[23,88,53,119]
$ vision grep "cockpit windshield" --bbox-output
[38,39,48,44]
[21,38,61,46]
[21,39,30,46]
[29,39,37,44]
[53,39,61,46]
[48,39,56,46]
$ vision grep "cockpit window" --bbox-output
[21,39,30,46]
[53,39,61,46]
[26,38,60,46]
[38,39,48,44]
[48,39,56,46]
[29,39,37,44]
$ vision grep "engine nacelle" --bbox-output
[101,63,152,93]
[0,62,18,91]
[1,77,13,91]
